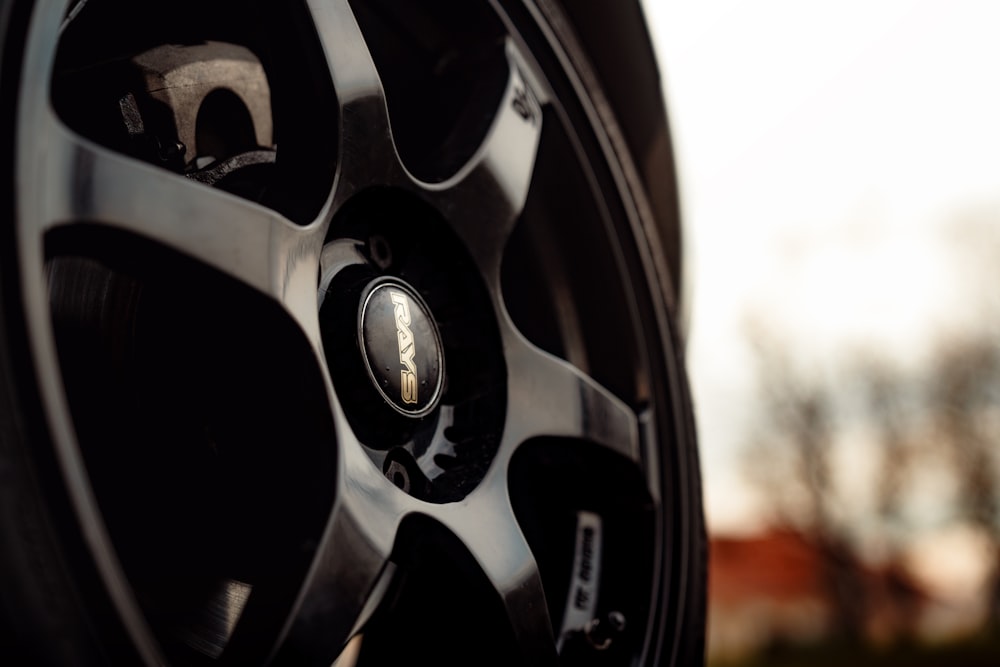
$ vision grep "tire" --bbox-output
[0,1,706,665]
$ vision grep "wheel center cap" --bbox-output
[359,280,444,417]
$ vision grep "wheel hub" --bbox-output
[316,194,508,504]
[359,279,444,418]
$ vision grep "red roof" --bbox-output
[710,529,828,606]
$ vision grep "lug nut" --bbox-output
[385,460,410,493]
[370,235,392,270]
[585,610,626,650]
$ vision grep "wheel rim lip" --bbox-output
[356,277,445,418]
[10,3,172,662]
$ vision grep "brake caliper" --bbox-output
[60,41,276,196]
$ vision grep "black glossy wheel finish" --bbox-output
[0,1,706,666]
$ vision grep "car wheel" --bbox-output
[0,1,705,665]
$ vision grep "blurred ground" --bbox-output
[709,635,1000,667]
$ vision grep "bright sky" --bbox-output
[643,0,1000,532]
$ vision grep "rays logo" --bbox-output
[390,291,418,404]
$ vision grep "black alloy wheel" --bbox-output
[0,1,706,665]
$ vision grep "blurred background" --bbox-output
[644,1,1000,664]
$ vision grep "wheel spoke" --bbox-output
[423,40,543,281]
[305,0,405,201]
[225,444,404,665]
[440,494,558,665]
[500,321,641,464]
[273,399,416,664]
[317,237,370,310]
[277,507,394,663]
[36,117,321,332]
[218,505,393,666]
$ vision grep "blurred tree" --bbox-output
[930,336,1000,630]
[742,314,1000,647]
[856,358,927,637]
[853,357,923,551]
[744,327,868,645]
